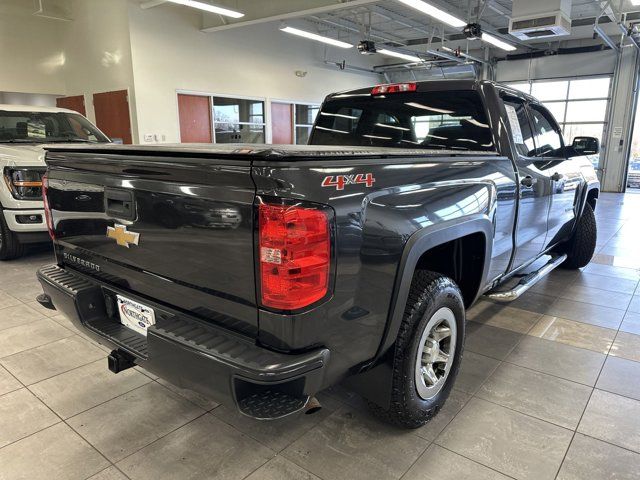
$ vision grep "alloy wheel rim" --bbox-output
[414,307,457,400]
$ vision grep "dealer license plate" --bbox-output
[117,295,156,336]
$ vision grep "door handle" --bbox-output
[551,172,563,181]
[520,175,535,188]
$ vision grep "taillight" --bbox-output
[371,82,417,95]
[258,202,331,310]
[42,174,55,240]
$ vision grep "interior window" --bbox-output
[503,98,535,157]
[528,106,563,157]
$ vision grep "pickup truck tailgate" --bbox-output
[44,149,258,336]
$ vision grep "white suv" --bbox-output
[0,105,109,259]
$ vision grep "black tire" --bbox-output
[369,270,465,429]
[560,202,597,269]
[0,208,25,260]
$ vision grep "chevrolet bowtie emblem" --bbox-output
[107,224,140,248]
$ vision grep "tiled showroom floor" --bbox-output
[1,192,640,480]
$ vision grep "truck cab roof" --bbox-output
[327,79,537,103]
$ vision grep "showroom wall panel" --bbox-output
[127,3,381,143]
[0,1,66,95]
[63,0,138,141]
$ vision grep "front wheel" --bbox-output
[0,208,25,260]
[369,270,465,428]
[560,202,597,269]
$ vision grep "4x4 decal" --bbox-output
[321,173,375,191]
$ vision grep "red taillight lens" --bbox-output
[259,202,331,310]
[371,82,417,95]
[42,174,55,240]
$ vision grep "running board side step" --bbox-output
[485,254,567,303]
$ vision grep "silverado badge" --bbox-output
[107,224,140,248]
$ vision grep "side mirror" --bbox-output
[571,136,600,156]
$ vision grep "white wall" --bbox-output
[0,1,66,95]
[127,2,381,143]
[496,50,617,82]
[63,0,137,139]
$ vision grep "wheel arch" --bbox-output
[379,214,493,356]
[345,214,492,409]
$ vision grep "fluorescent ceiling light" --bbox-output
[396,0,466,28]
[378,48,423,63]
[166,0,244,18]
[481,32,516,51]
[280,26,352,48]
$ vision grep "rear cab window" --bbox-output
[310,90,495,152]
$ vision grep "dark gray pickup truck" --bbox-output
[36,80,599,428]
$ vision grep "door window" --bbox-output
[503,98,536,157]
[528,106,564,157]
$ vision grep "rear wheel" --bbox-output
[560,203,597,269]
[0,208,24,260]
[369,270,465,428]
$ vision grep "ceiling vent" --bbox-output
[508,0,571,40]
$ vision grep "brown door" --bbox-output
[177,94,212,143]
[93,90,132,144]
[56,95,86,116]
[271,102,293,144]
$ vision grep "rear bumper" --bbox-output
[37,264,329,419]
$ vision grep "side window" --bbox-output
[528,106,563,157]
[503,98,535,157]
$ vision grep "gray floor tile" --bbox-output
[578,389,640,453]
[212,393,339,452]
[571,272,639,294]
[0,422,109,480]
[529,276,574,297]
[628,296,640,314]
[527,315,616,354]
[0,335,104,385]
[465,322,523,360]
[560,285,633,309]
[87,467,129,480]
[467,302,541,333]
[476,362,592,429]
[67,382,204,462]
[117,414,273,480]
[415,388,471,441]
[437,398,572,480]
[610,331,640,362]
[23,300,59,318]
[596,356,640,401]
[0,291,23,310]
[620,311,640,335]
[546,299,625,329]
[0,318,74,358]
[403,444,511,480]
[156,378,219,411]
[0,303,44,331]
[583,262,640,281]
[245,456,319,480]
[0,388,59,448]
[506,336,606,385]
[284,406,428,480]
[506,291,556,315]
[0,364,21,396]
[454,351,500,394]
[557,433,640,480]
[30,360,152,418]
